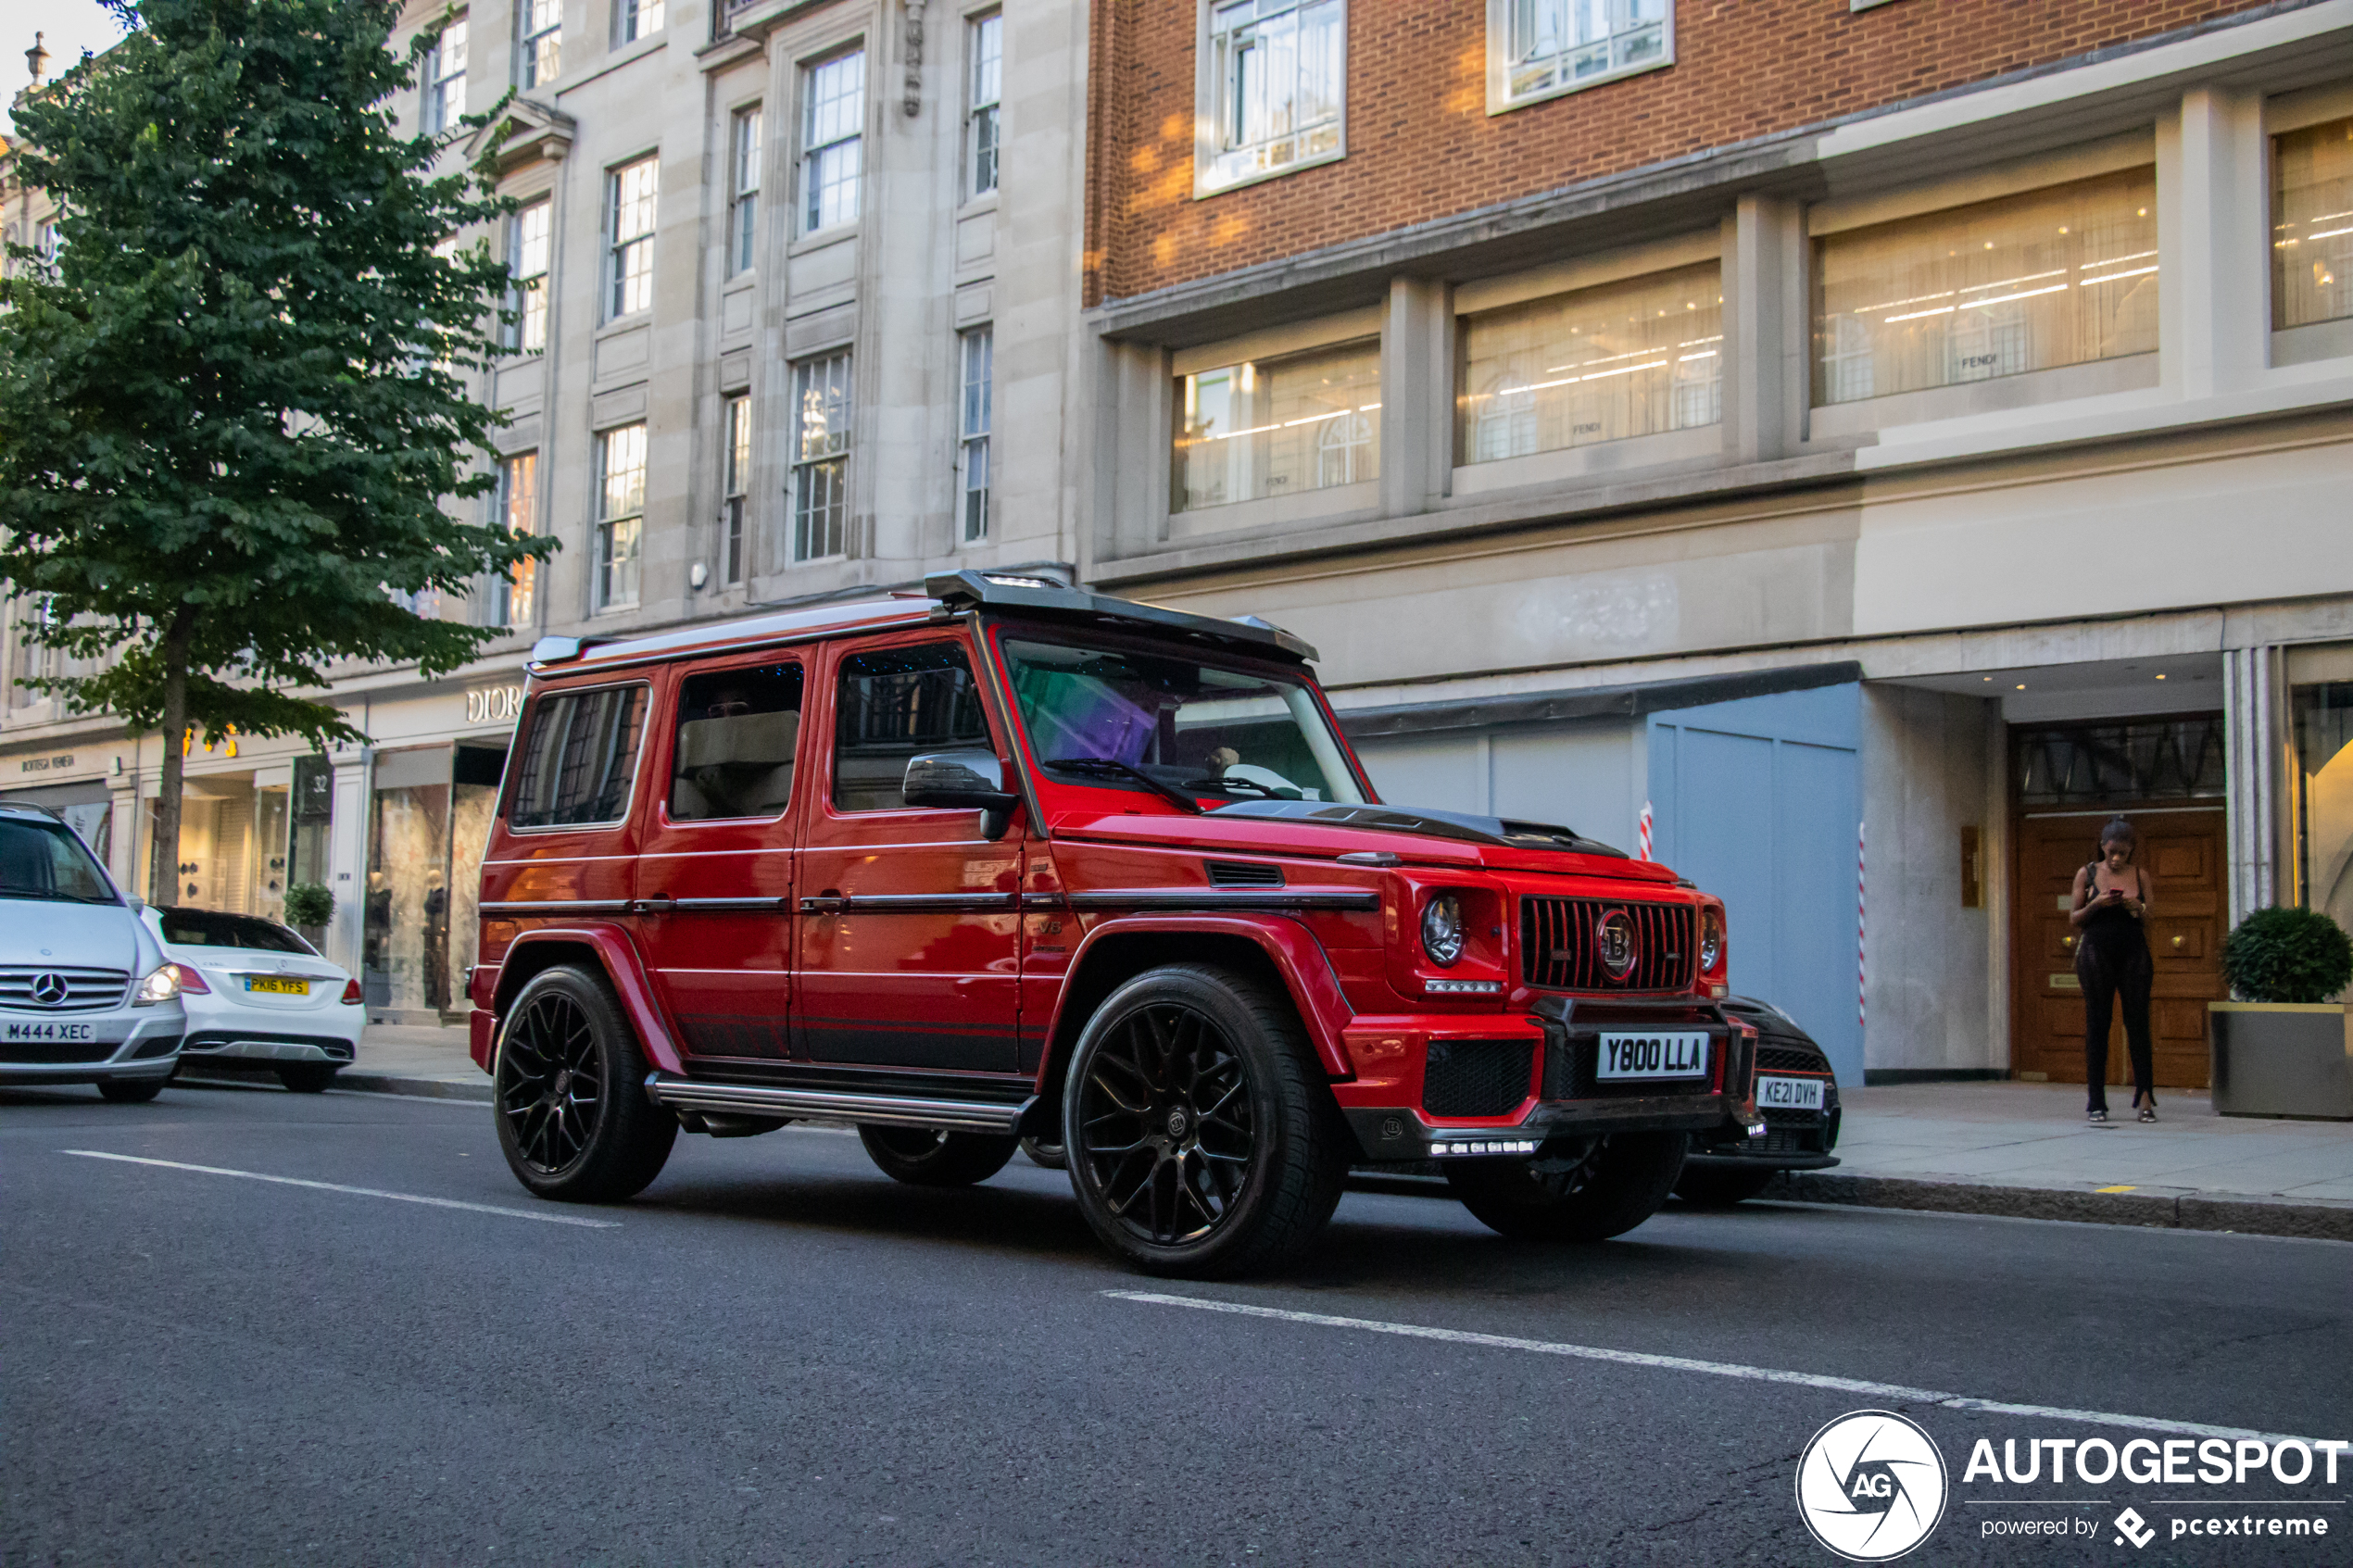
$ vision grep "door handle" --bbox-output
[799,894,847,914]
[635,896,677,913]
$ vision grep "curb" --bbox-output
[1766,1170,2353,1243]
[1341,1167,2353,1243]
[175,1065,494,1104]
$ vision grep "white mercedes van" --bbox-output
[0,801,186,1101]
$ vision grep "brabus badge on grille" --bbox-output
[1595,910,1637,981]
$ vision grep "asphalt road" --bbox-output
[6,1081,2349,1568]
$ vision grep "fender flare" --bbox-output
[484,924,685,1076]
[1041,912,1356,1084]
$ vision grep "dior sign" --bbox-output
[466,685,524,725]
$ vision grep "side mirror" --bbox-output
[903,749,1019,840]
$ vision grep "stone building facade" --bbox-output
[0,0,1090,1020]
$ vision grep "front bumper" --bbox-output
[1337,995,1759,1161]
[1687,1067,1842,1170]
[0,1009,184,1084]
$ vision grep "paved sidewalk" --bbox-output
[1773,1080,2353,1241]
[305,1022,2353,1240]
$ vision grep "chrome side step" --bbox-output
[642,1071,1028,1135]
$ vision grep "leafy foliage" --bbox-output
[283,882,334,927]
[2221,906,2353,1005]
[0,0,552,746]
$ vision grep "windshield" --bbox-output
[1000,636,1366,806]
[157,908,317,955]
[0,817,119,904]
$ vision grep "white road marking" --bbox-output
[1107,1291,2322,1446]
[61,1150,619,1229]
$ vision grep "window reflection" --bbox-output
[1174,339,1379,511]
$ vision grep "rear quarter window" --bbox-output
[507,685,650,829]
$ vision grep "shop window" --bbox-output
[2294,678,2353,953]
[1199,0,1344,195]
[1490,0,1670,114]
[2273,116,2353,331]
[1459,262,1720,464]
[1813,169,2158,407]
[832,645,992,811]
[1174,338,1378,512]
[2013,718,2225,808]
[670,663,804,821]
[508,685,649,828]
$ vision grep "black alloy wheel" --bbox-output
[857,1124,1019,1186]
[1064,964,1345,1278]
[1017,1133,1068,1171]
[493,965,676,1202]
[1445,1130,1688,1242]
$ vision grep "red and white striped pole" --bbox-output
[1637,800,1654,862]
[1856,818,1868,1035]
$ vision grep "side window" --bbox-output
[831,644,993,811]
[507,686,649,829]
[670,663,804,822]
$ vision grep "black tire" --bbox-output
[1446,1131,1687,1242]
[1018,1134,1068,1171]
[1673,1161,1778,1208]
[97,1075,167,1104]
[1063,963,1347,1279]
[493,965,677,1202]
[276,1063,338,1094]
[857,1125,1020,1186]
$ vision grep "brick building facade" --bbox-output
[1078,0,2353,1089]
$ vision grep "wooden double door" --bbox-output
[2011,808,2224,1088]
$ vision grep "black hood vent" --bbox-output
[1206,799,1629,859]
[1206,859,1286,887]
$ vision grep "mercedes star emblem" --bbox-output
[28,972,70,1007]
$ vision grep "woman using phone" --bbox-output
[2070,817,2156,1123]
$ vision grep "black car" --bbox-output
[1677,996,1842,1206]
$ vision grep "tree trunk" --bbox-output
[147,608,195,905]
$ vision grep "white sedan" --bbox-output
[141,907,365,1092]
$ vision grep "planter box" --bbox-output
[2208,1002,2353,1121]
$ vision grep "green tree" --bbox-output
[0,0,552,898]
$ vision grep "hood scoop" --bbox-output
[1205,800,1629,859]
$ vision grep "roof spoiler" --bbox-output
[921,570,1318,662]
[526,633,617,670]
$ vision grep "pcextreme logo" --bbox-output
[1795,1411,1950,1562]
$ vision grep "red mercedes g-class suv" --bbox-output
[469,571,1756,1276]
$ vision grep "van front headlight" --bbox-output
[132,964,182,1006]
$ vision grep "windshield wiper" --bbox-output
[1045,756,1204,814]
[1183,774,1280,798]
[0,890,114,904]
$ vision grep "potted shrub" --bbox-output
[2209,907,2353,1120]
[283,882,334,955]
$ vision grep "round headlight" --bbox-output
[1421,892,1466,968]
[1699,909,1724,972]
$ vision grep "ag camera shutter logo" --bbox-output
[1795,1410,1949,1562]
